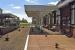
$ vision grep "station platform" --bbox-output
[27,27,75,50]
[0,27,30,50]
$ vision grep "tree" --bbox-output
[21,18,28,23]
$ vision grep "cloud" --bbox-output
[3,10,13,13]
[26,0,31,2]
[25,0,37,2]
[48,1,59,5]
[8,4,14,7]
[25,0,39,5]
[12,6,21,9]
[8,4,22,9]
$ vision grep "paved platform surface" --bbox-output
[28,35,75,50]
[0,27,29,50]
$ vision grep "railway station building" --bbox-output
[25,0,75,38]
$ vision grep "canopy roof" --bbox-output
[25,5,57,17]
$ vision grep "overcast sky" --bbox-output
[0,0,59,23]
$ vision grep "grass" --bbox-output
[20,23,30,27]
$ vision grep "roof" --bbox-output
[0,13,17,18]
[25,5,57,17]
[57,0,74,8]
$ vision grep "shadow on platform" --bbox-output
[56,47,65,50]
[29,27,49,35]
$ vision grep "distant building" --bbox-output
[0,13,20,35]
[0,8,2,14]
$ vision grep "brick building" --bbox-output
[57,0,75,37]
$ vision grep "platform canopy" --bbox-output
[25,5,57,17]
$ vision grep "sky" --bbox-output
[0,0,60,23]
